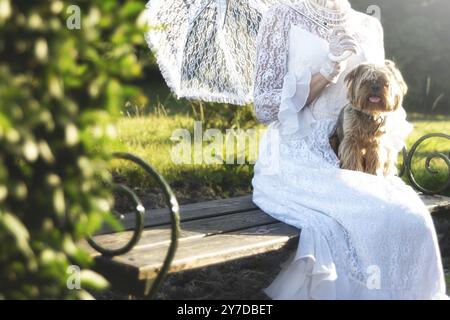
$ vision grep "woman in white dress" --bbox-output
[252,0,448,299]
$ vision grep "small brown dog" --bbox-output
[334,60,408,176]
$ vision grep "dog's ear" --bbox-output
[385,59,408,95]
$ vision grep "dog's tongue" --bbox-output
[369,96,382,103]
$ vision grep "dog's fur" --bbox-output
[334,60,408,176]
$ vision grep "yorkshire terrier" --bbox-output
[333,60,408,176]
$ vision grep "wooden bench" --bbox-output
[85,193,450,298]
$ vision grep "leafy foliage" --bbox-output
[0,0,146,299]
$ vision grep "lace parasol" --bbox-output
[144,0,291,105]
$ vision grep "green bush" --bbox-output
[0,0,146,299]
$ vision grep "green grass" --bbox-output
[110,111,260,204]
[109,106,450,204]
[403,114,450,195]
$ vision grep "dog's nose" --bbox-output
[371,84,381,92]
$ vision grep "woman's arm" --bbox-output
[306,73,333,106]
[254,5,325,124]
[253,6,357,124]
[308,27,361,105]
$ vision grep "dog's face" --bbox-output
[344,60,408,115]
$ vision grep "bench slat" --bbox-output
[99,194,449,235]
[99,195,256,235]
[97,222,299,280]
[421,194,450,214]
[86,209,276,255]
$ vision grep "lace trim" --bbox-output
[278,69,313,135]
[253,3,384,123]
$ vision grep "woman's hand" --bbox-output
[320,27,359,84]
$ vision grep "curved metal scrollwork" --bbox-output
[88,152,180,299]
[87,183,145,256]
[400,133,450,195]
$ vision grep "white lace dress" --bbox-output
[252,3,448,300]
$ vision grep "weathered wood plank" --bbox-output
[96,222,300,280]
[421,194,450,214]
[99,195,256,235]
[98,194,449,235]
[84,209,277,255]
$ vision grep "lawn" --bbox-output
[108,104,450,207]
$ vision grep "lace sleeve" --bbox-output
[253,5,291,124]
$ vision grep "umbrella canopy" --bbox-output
[144,0,287,106]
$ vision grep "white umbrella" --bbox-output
[144,0,287,106]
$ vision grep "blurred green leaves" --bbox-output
[0,0,146,299]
